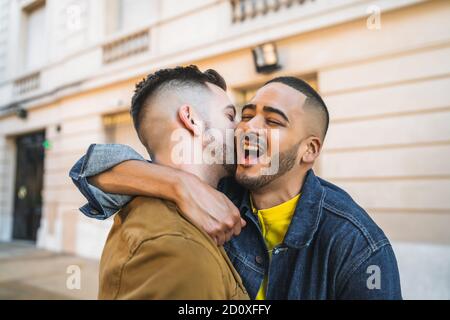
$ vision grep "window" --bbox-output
[24,1,46,71]
[0,0,10,80]
[107,0,158,34]
[119,0,156,31]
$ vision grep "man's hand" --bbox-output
[175,172,246,246]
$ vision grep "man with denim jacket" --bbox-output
[70,70,402,299]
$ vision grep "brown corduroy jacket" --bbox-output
[98,196,249,300]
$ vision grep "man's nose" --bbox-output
[239,116,268,142]
[242,115,265,131]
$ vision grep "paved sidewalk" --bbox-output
[0,241,99,300]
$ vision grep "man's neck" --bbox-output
[154,152,223,188]
[250,167,308,210]
[180,163,222,187]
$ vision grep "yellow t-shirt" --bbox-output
[251,193,301,300]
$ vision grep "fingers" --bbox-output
[219,216,247,244]
[224,198,244,237]
[216,199,247,240]
[208,221,245,246]
[232,223,242,237]
[223,215,240,237]
[210,219,239,246]
[179,183,247,246]
[214,231,226,246]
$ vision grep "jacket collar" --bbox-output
[238,169,325,249]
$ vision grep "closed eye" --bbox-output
[267,119,282,126]
[227,113,235,121]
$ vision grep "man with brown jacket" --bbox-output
[97,66,248,300]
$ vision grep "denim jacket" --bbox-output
[70,144,402,300]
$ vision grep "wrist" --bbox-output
[170,169,191,205]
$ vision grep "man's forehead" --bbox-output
[251,82,307,109]
[206,82,232,103]
[206,82,226,96]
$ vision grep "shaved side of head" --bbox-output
[302,98,329,141]
[139,82,214,157]
[265,76,329,141]
[130,65,227,158]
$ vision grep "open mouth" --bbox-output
[240,134,267,166]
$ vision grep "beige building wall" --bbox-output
[0,0,449,299]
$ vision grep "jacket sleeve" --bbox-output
[115,235,229,300]
[69,143,149,220]
[338,244,403,300]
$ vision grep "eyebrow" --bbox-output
[263,106,289,122]
[242,104,289,122]
[242,104,256,113]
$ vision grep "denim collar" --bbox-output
[238,169,325,249]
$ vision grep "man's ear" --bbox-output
[301,136,322,164]
[178,105,202,136]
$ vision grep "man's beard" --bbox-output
[203,125,236,177]
[235,142,300,191]
[222,142,237,176]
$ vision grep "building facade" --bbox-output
[0,0,449,299]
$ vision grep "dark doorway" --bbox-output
[12,131,45,242]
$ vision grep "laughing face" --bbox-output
[234,82,310,191]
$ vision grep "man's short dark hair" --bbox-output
[265,76,329,138]
[131,65,227,133]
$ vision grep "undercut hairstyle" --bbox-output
[130,65,227,134]
[265,76,329,138]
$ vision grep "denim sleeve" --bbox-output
[338,244,403,300]
[69,144,149,220]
